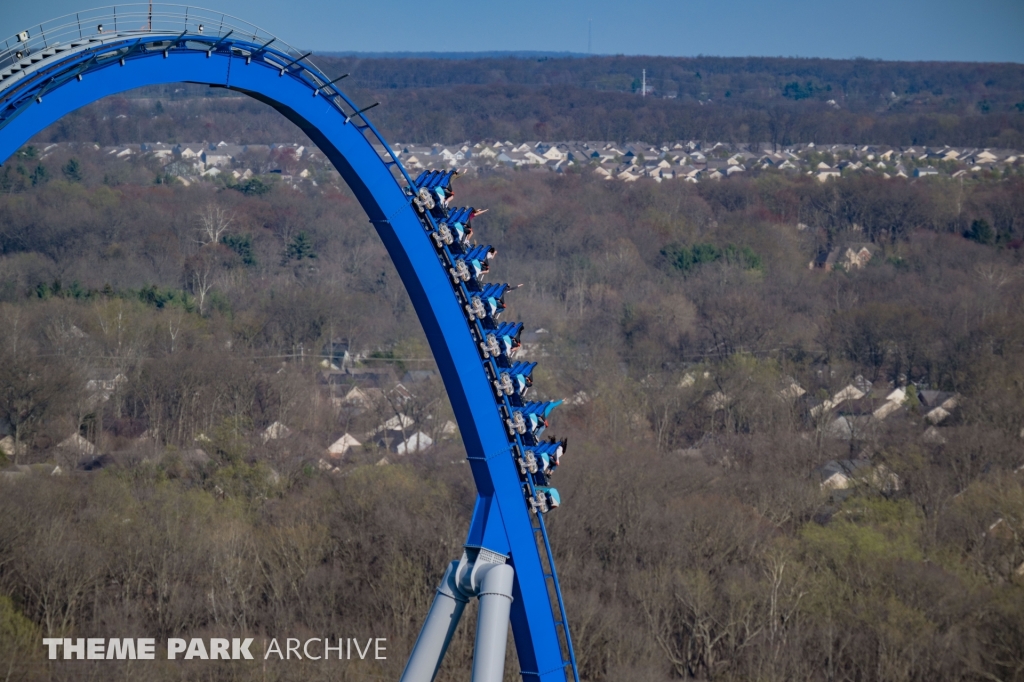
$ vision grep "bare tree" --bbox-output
[183,246,229,316]
[195,203,234,246]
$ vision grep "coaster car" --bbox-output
[466,283,510,327]
[516,438,567,479]
[480,322,523,365]
[493,360,537,404]
[506,400,562,445]
[448,244,495,290]
[527,485,561,514]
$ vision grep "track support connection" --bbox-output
[400,549,514,682]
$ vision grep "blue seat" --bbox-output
[444,208,476,254]
[467,282,510,328]
[448,244,496,291]
[430,207,473,253]
[529,486,561,513]
[413,169,457,191]
[532,438,567,472]
[493,360,537,404]
[516,438,567,483]
[411,170,458,220]
[447,206,474,224]
[506,399,562,445]
[479,321,523,366]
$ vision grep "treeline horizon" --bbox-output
[25,55,1024,150]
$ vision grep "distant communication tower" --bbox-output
[642,68,646,97]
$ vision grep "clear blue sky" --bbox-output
[7,0,1024,62]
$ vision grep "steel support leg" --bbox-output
[471,563,515,682]
[399,561,468,682]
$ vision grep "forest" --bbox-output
[27,54,1024,149]
[1,77,1024,681]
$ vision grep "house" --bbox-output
[261,421,291,443]
[371,413,415,436]
[919,390,957,410]
[778,381,806,401]
[833,384,866,403]
[818,459,870,488]
[922,426,947,444]
[322,339,353,370]
[817,168,841,182]
[808,384,865,419]
[402,370,437,384]
[816,459,900,492]
[914,166,938,177]
[326,433,361,458]
[176,144,205,159]
[542,147,565,161]
[201,150,231,167]
[336,385,384,409]
[496,151,528,167]
[316,458,341,474]
[395,431,432,455]
[373,428,431,454]
[0,435,26,458]
[872,400,903,420]
[921,392,959,425]
[144,143,174,160]
[86,369,126,393]
[810,244,875,272]
[57,433,96,455]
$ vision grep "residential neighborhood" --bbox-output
[35,137,1024,189]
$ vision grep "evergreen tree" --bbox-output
[966,219,994,245]
[30,164,48,186]
[286,231,317,261]
[62,158,83,182]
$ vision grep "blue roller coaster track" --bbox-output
[0,5,579,682]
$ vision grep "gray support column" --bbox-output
[471,563,515,682]
[400,561,469,682]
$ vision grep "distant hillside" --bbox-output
[30,55,1024,148]
[312,54,1024,105]
[320,51,589,60]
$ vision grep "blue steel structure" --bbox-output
[0,6,578,681]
